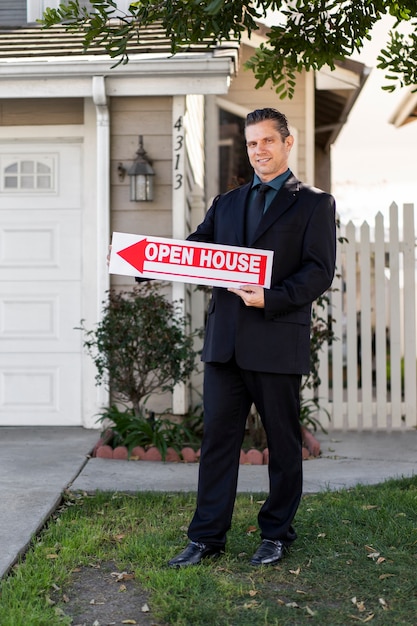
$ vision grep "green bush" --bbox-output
[79,282,197,419]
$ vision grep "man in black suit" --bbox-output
[168,108,336,568]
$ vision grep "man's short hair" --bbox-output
[245,108,290,140]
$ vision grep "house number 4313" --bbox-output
[173,116,184,190]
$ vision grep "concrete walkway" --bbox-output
[1,426,416,579]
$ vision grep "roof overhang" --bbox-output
[0,52,238,98]
[389,88,417,127]
[315,59,370,152]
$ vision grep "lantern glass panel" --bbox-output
[130,173,153,202]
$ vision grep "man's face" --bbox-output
[245,119,294,182]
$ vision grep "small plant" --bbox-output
[299,395,330,433]
[98,405,199,460]
[79,282,198,453]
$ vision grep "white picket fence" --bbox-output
[310,202,417,431]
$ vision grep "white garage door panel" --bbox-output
[0,353,81,426]
[0,282,82,353]
[0,144,81,210]
[0,210,81,281]
[0,139,84,426]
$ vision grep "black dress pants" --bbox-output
[188,358,302,549]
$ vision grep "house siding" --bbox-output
[0,98,84,126]
[110,96,173,291]
[0,0,26,26]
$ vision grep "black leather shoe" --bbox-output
[250,539,286,566]
[168,541,223,568]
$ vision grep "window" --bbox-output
[1,156,56,193]
[219,109,252,193]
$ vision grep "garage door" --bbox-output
[0,141,83,425]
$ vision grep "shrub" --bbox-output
[79,282,197,419]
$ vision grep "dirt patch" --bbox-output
[55,560,165,626]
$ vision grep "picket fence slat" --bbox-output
[346,221,359,427]
[317,203,416,431]
[388,203,402,428]
[359,221,373,429]
[403,204,417,425]
[325,232,344,429]
[374,212,388,427]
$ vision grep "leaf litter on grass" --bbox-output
[52,560,165,626]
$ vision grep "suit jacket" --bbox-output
[187,174,336,375]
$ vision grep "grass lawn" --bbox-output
[1,476,416,625]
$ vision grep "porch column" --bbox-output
[92,75,110,417]
[172,95,188,414]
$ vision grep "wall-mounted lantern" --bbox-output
[118,135,155,202]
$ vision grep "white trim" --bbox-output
[172,96,187,415]
[90,75,110,426]
[92,75,110,305]
[389,89,417,128]
[0,53,237,99]
[315,64,362,90]
[0,55,236,75]
[216,97,251,119]
[304,71,315,186]
[81,100,103,429]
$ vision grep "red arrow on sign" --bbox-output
[110,233,274,289]
[117,238,147,272]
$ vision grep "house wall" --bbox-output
[0,0,26,26]
[222,44,308,183]
[0,98,84,126]
[109,96,173,291]
[108,94,207,415]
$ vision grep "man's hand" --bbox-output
[228,285,265,308]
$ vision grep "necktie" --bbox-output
[245,183,270,244]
